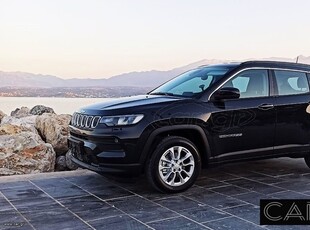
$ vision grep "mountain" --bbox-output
[0,71,65,88]
[1,56,310,88]
[264,56,310,63]
[0,59,219,88]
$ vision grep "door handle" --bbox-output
[258,103,274,110]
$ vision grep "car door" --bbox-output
[273,69,310,155]
[207,69,276,161]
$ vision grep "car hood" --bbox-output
[78,95,184,114]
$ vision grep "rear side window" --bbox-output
[274,70,309,96]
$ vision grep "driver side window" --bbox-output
[222,69,269,99]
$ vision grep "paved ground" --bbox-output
[1,158,310,230]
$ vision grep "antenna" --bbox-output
[296,55,300,63]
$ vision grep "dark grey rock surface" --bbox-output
[30,105,55,116]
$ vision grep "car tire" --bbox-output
[305,156,310,168]
[147,136,201,193]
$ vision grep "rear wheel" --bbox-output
[305,156,310,168]
[147,136,201,193]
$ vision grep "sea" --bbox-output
[0,97,115,115]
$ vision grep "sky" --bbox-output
[0,0,310,79]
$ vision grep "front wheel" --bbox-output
[147,136,201,193]
[305,156,310,168]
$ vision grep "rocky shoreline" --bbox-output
[0,105,78,176]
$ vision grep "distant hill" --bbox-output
[1,56,309,88]
[0,59,222,88]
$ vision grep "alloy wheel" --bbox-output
[158,146,195,186]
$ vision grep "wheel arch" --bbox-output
[140,125,211,168]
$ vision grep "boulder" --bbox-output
[0,110,6,123]
[0,124,56,176]
[65,150,78,170]
[10,107,30,118]
[1,115,38,134]
[30,105,55,115]
[35,113,72,156]
[55,156,67,171]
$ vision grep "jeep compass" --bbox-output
[69,61,310,193]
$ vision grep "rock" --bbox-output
[0,124,56,176]
[0,168,24,176]
[0,124,23,135]
[35,113,72,156]
[1,115,38,134]
[0,110,6,123]
[55,156,67,171]
[10,107,30,118]
[65,150,78,170]
[30,105,55,115]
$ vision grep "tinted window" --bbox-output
[222,69,269,98]
[274,70,309,96]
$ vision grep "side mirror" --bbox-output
[211,87,240,101]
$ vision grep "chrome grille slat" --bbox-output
[85,116,93,128]
[81,115,86,127]
[92,116,101,129]
[71,113,101,129]
[77,114,82,126]
[73,113,78,126]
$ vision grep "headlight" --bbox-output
[99,114,144,126]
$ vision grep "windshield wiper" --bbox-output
[149,92,176,96]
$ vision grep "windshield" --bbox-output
[149,66,233,98]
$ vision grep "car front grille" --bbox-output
[71,113,101,129]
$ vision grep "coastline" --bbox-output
[0,97,112,115]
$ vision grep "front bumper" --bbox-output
[70,154,142,175]
[68,134,143,175]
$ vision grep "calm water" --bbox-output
[0,97,115,115]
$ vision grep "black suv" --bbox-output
[69,61,310,193]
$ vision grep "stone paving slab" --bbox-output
[0,158,310,230]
